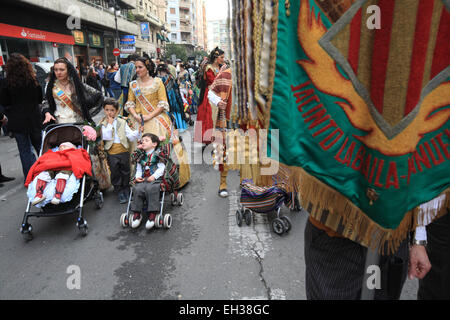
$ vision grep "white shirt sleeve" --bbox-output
[125,122,139,142]
[114,70,121,84]
[151,162,165,180]
[414,226,427,242]
[208,90,222,106]
[102,123,114,141]
[135,163,142,180]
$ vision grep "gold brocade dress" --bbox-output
[125,77,191,188]
[125,77,172,138]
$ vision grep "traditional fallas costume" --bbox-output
[231,0,449,299]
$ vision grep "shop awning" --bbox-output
[0,23,75,45]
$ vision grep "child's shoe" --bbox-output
[32,179,47,205]
[51,179,66,205]
[131,212,142,229]
[145,212,157,230]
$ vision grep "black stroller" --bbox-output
[20,123,104,241]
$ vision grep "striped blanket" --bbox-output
[240,179,292,213]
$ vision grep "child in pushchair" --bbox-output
[21,123,104,241]
[26,142,90,206]
[25,140,93,208]
[120,133,183,231]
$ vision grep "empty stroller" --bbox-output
[119,136,184,230]
[236,179,293,235]
[20,123,104,241]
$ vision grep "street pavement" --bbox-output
[0,118,419,300]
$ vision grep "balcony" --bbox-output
[179,25,192,33]
[179,0,191,10]
[19,0,139,35]
[134,5,164,27]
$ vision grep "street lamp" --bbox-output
[109,0,121,65]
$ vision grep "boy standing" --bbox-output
[130,133,165,230]
[101,98,140,203]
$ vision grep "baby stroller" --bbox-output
[119,131,184,230]
[20,123,104,241]
[236,179,293,235]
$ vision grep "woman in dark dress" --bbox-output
[0,53,43,180]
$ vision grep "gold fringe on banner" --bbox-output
[261,162,449,255]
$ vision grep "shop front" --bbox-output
[0,22,75,63]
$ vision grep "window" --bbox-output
[170,8,176,14]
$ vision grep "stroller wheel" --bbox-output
[280,216,292,232]
[78,221,88,237]
[120,213,129,228]
[20,224,33,242]
[163,214,172,229]
[171,193,177,206]
[244,209,252,226]
[272,218,286,235]
[177,193,184,206]
[155,215,163,228]
[235,210,243,227]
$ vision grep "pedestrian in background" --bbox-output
[0,53,43,181]
[86,67,101,91]
[106,62,121,99]
[0,110,15,187]
[115,53,139,115]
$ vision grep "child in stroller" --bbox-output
[25,141,92,207]
[128,133,166,229]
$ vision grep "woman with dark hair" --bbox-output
[42,57,109,190]
[194,47,224,145]
[42,57,103,125]
[158,63,188,132]
[0,53,43,180]
[86,67,101,92]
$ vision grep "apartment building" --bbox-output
[0,0,140,68]
[132,0,168,57]
[207,18,231,59]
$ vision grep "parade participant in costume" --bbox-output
[156,63,187,133]
[0,53,43,180]
[41,57,110,190]
[208,64,233,197]
[194,47,224,145]
[100,98,140,204]
[177,62,195,126]
[231,0,449,300]
[126,57,191,188]
[125,57,172,138]
[26,142,92,206]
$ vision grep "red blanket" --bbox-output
[25,148,92,187]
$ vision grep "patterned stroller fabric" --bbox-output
[240,179,292,214]
[130,142,180,193]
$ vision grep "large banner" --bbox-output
[264,0,449,251]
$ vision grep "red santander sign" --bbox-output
[0,23,75,45]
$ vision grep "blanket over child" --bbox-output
[25,149,92,187]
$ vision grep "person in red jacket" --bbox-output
[25,142,92,206]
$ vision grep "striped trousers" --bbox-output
[304,218,409,300]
